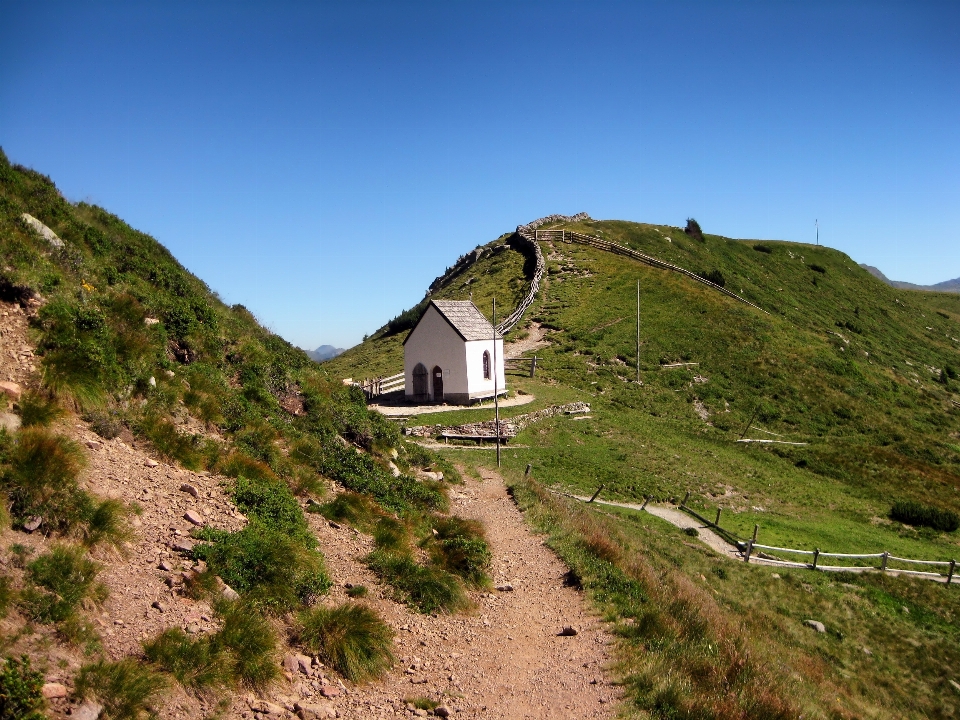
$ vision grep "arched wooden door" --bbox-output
[412,363,428,401]
[432,365,444,402]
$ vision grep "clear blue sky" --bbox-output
[2,1,958,349]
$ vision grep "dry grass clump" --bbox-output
[74,658,165,720]
[297,602,395,682]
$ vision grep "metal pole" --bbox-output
[493,297,501,468]
[636,280,641,384]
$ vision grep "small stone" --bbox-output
[295,654,312,675]
[148,376,157,387]
[221,584,240,601]
[41,682,68,698]
[414,709,428,718]
[328,521,341,529]
[434,706,451,717]
[558,626,578,636]
[158,560,172,572]
[186,622,200,634]
[0,412,21,433]
[145,458,159,468]
[172,539,195,553]
[283,653,299,673]
[320,685,340,698]
[0,381,22,401]
[771,573,781,579]
[804,619,826,633]
[23,516,43,533]
[86,440,102,450]
[295,702,337,720]
[164,369,176,378]
[144,317,160,325]
[495,583,514,592]
[151,601,166,612]
[184,510,204,526]
[179,483,199,498]
[862,647,872,656]
[73,701,104,720]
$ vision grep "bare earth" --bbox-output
[311,467,617,719]
[504,322,551,360]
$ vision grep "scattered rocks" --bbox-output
[295,701,337,719]
[183,510,204,526]
[41,682,68,699]
[179,483,199,498]
[0,381,21,400]
[495,583,514,592]
[558,626,578,636]
[804,620,826,633]
[22,516,42,533]
[72,701,104,720]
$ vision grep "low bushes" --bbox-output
[424,517,491,588]
[144,599,278,691]
[19,545,107,625]
[297,603,394,682]
[74,658,165,720]
[890,500,959,532]
[366,550,468,614]
[0,655,46,720]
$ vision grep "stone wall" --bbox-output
[404,401,591,438]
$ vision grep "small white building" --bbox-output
[403,300,506,404]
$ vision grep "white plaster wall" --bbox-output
[464,338,506,398]
[404,305,468,400]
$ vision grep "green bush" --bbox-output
[684,218,704,241]
[367,550,467,614]
[298,603,394,682]
[192,524,330,611]
[212,599,278,690]
[16,391,63,428]
[890,500,959,532]
[0,655,46,720]
[425,517,491,587]
[84,409,123,440]
[697,269,726,288]
[753,244,773,254]
[232,475,313,547]
[20,545,105,624]
[81,498,132,548]
[373,516,410,553]
[74,658,165,720]
[319,492,379,530]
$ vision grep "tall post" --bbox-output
[493,297,501,468]
[636,280,641,384]
[816,219,819,247]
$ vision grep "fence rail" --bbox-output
[354,372,405,398]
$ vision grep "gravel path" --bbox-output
[311,468,617,719]
[370,393,535,417]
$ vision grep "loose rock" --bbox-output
[179,483,199,498]
[804,619,826,633]
[0,381,22,400]
[23,516,42,533]
[73,701,104,720]
[558,626,578,636]
[41,682,68,699]
[183,510,204,526]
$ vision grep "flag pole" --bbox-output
[493,297,501,467]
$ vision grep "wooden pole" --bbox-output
[714,507,722,527]
[525,463,532,477]
[812,548,820,570]
[493,297,501,468]
[739,404,762,441]
[588,484,604,503]
[682,491,690,507]
[752,524,759,543]
[640,495,650,510]
[948,559,955,586]
[881,551,889,572]
[636,280,641,384]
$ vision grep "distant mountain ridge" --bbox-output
[859,264,960,293]
[306,344,344,362]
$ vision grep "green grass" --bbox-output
[297,602,394,682]
[20,545,106,625]
[0,655,46,720]
[366,550,468,614]
[423,516,491,588]
[74,658,165,720]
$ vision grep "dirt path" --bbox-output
[504,321,551,359]
[311,468,617,719]
[564,493,742,560]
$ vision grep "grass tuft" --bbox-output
[20,545,105,624]
[424,516,491,587]
[297,603,394,682]
[16,391,63,428]
[367,550,468,614]
[0,655,46,720]
[890,500,959,532]
[74,659,165,720]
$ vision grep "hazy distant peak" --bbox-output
[858,264,960,293]
[306,344,344,362]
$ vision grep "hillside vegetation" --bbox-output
[334,216,960,718]
[0,150,477,717]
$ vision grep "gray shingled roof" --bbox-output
[431,300,502,341]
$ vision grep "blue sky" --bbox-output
[1,1,958,349]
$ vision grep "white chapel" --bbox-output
[403,300,506,404]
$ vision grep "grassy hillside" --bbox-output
[0,150,476,715]
[334,216,960,718]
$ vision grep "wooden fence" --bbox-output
[504,356,539,377]
[678,494,957,584]
[495,228,545,335]
[355,371,404,398]
[540,228,769,315]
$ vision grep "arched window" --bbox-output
[482,350,491,380]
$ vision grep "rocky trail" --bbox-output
[310,467,617,719]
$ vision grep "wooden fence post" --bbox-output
[812,548,820,570]
[714,508,722,527]
[745,538,754,563]
[640,495,650,510]
[589,484,605,503]
[682,491,690,507]
[949,560,956,586]
[530,356,538,378]
[752,524,759,544]
[881,552,889,572]
[525,463,532,477]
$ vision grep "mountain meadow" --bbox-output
[329,215,960,718]
[0,148,959,719]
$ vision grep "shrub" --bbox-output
[684,218,704,241]
[192,524,330,611]
[809,264,827,274]
[20,545,105,623]
[212,599,278,690]
[367,550,467,614]
[2,428,86,528]
[373,516,409,553]
[697,270,726,288]
[81,498,132,548]
[684,527,700,537]
[298,603,394,682]
[84,409,123,440]
[753,244,773,254]
[74,658,165,720]
[890,500,959,532]
[0,655,45,720]
[138,413,202,470]
[319,492,380,531]
[144,629,228,691]
[16,391,63,428]
[232,475,313,547]
[346,585,368,599]
[425,517,491,587]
